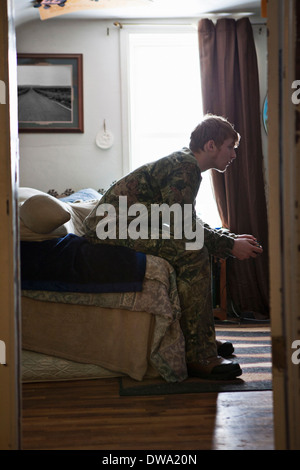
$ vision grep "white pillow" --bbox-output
[18,187,46,204]
[19,194,71,234]
[67,200,99,236]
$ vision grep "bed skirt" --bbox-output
[21,254,188,383]
[22,298,158,382]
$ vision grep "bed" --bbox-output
[20,187,188,384]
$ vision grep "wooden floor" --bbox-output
[21,378,274,450]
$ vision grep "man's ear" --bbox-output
[204,140,216,152]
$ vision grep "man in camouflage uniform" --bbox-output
[84,115,263,380]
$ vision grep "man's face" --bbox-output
[214,138,237,172]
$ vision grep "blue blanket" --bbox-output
[21,234,146,293]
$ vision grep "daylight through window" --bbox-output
[122,27,222,228]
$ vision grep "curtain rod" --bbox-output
[113,20,267,29]
[113,22,195,28]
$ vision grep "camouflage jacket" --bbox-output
[84,148,235,258]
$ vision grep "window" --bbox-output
[120,25,221,228]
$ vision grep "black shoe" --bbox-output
[187,356,242,380]
[217,340,234,357]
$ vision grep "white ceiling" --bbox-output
[13,0,262,26]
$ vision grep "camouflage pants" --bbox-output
[92,235,217,363]
[172,245,218,362]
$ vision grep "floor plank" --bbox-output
[21,378,274,450]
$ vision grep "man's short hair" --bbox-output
[189,114,240,153]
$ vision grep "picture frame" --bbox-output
[17,53,83,133]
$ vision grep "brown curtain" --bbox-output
[198,17,269,318]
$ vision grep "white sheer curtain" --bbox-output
[120,24,221,228]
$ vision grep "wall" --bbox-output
[17,18,123,194]
[16,18,268,194]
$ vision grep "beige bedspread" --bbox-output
[22,255,188,382]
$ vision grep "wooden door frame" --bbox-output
[268,0,300,450]
[0,0,21,450]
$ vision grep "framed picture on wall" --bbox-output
[17,53,83,133]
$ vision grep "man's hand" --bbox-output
[231,234,263,260]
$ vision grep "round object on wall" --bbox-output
[96,129,114,149]
[96,120,114,149]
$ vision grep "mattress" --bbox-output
[22,350,125,383]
